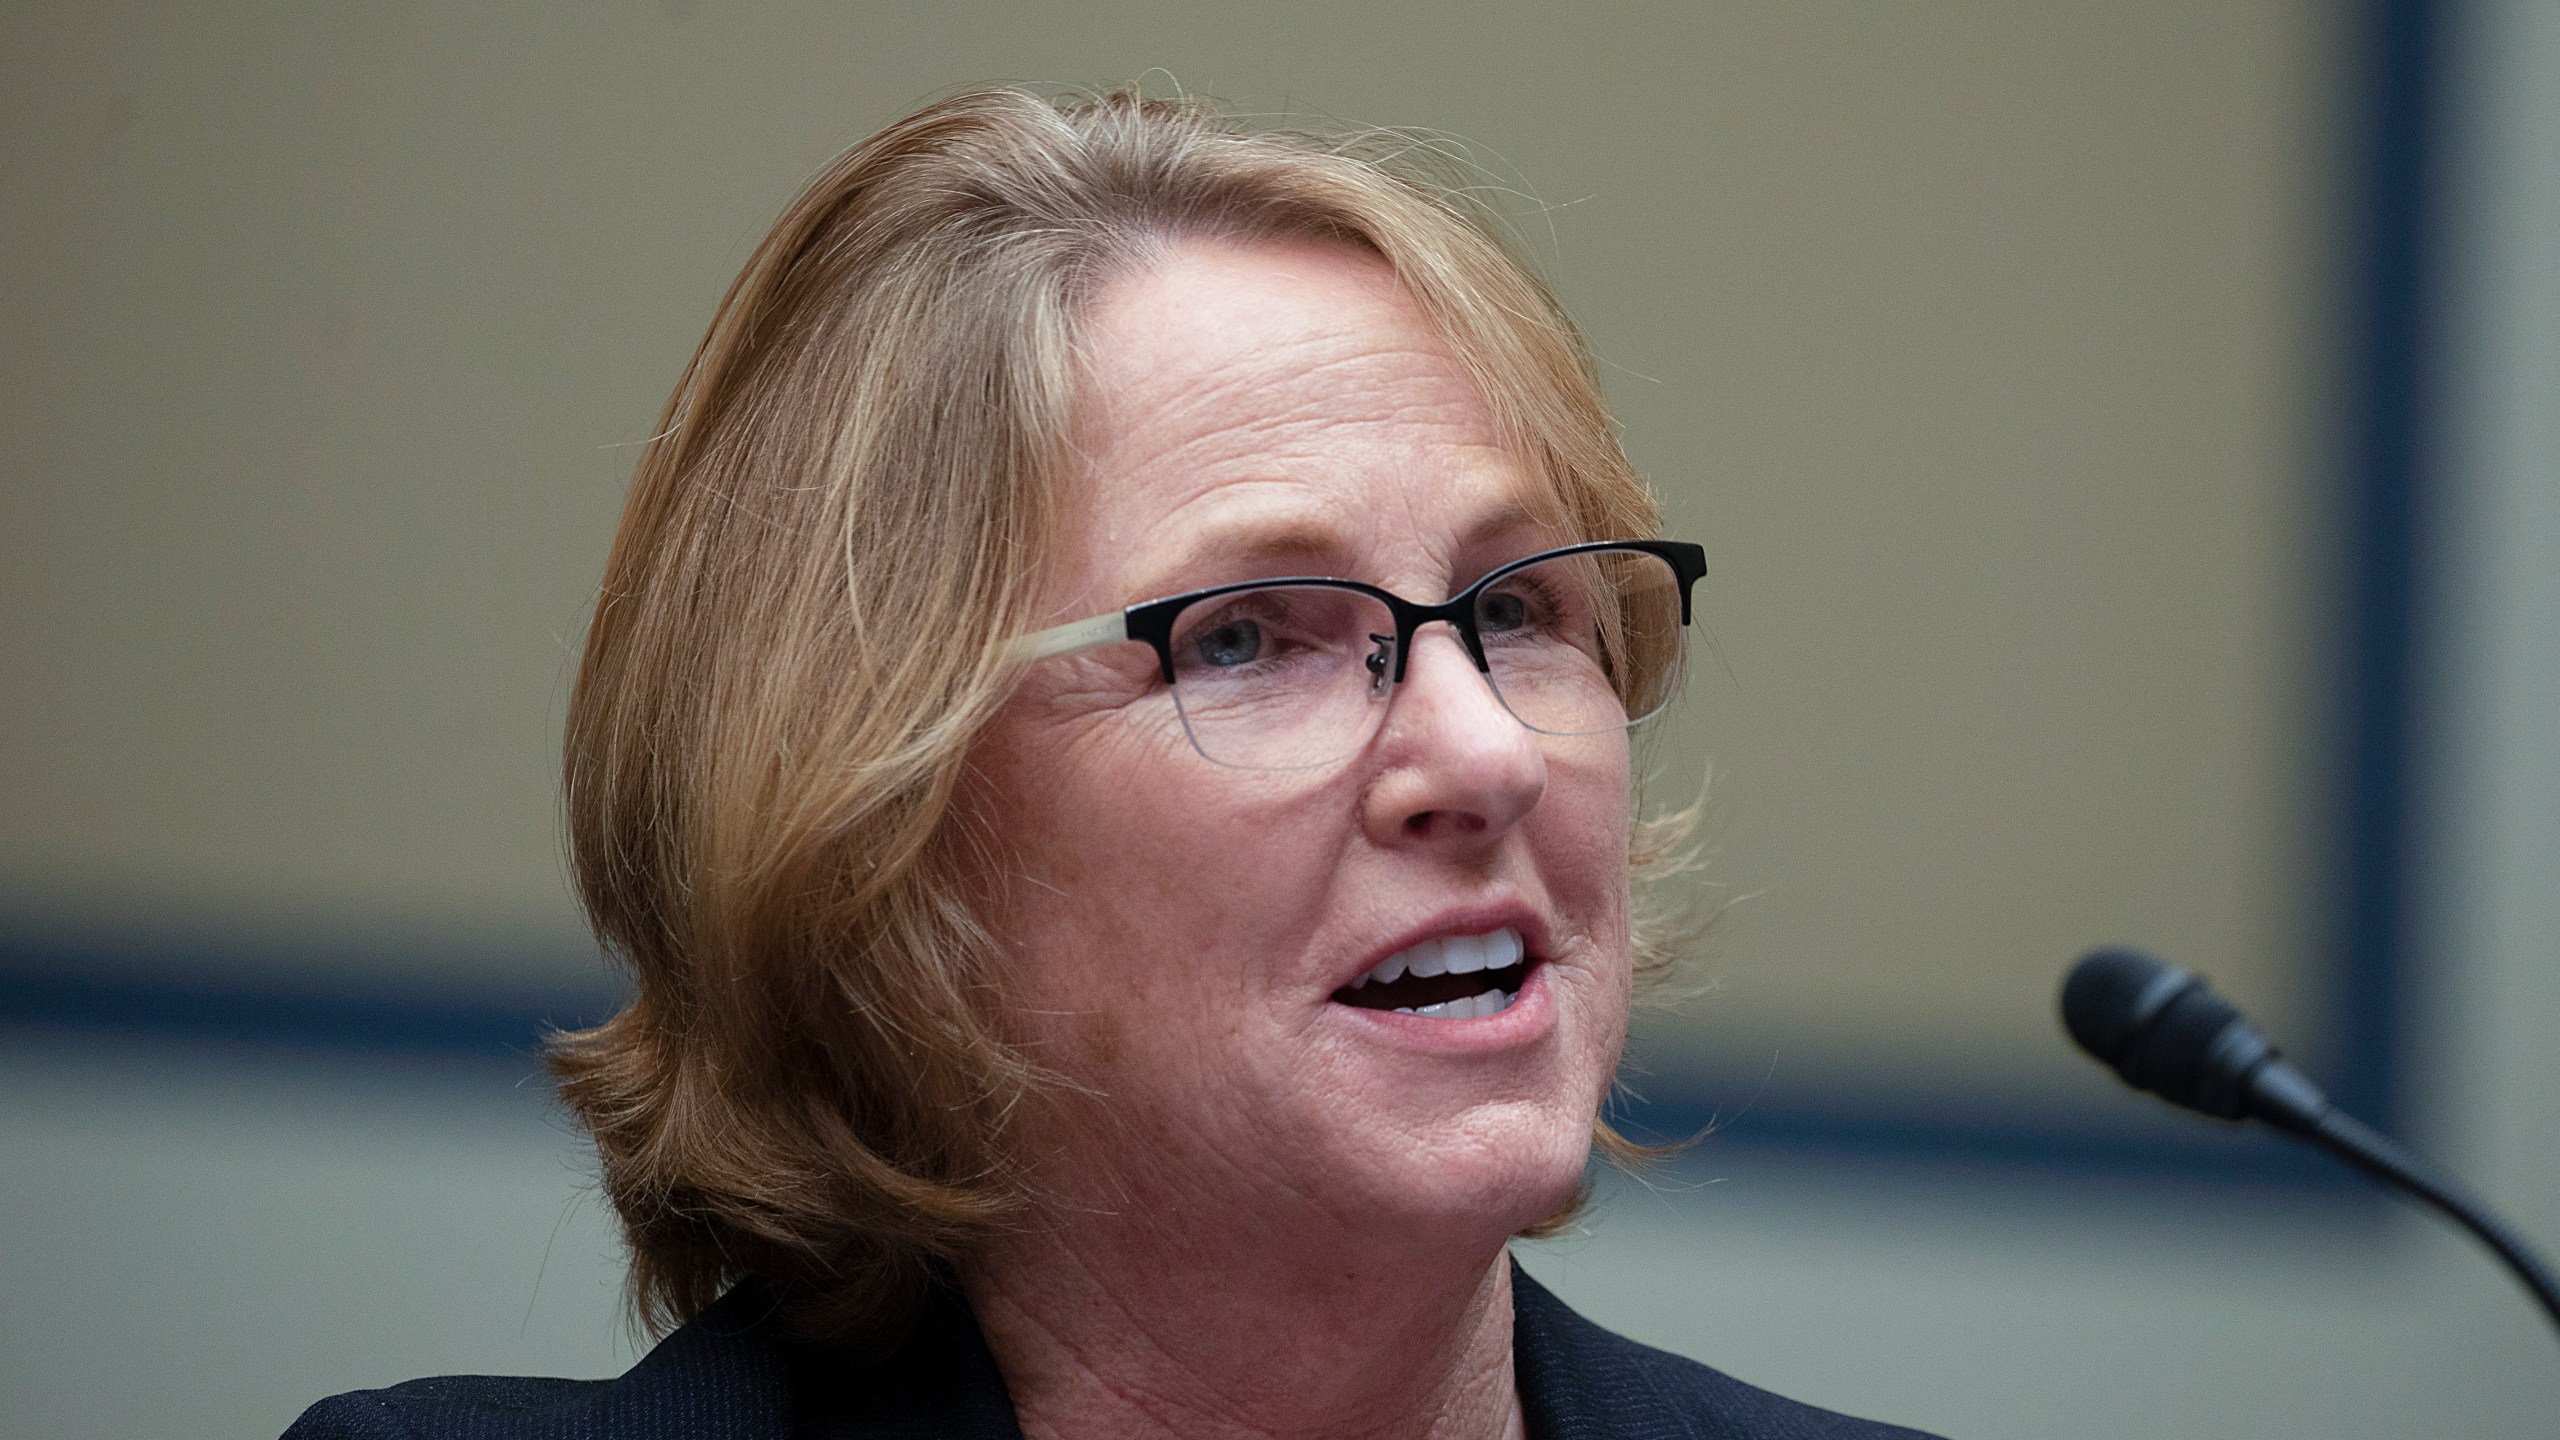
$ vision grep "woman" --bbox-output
[289,87,1938,1440]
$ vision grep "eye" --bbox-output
[1478,588,1531,634]
[1190,617,1264,668]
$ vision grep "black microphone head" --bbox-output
[2061,947,2191,1068]
[2062,947,2277,1121]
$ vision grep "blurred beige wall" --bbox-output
[3,2,2338,1106]
[11,4,2560,1439]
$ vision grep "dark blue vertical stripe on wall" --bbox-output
[2327,0,2445,1135]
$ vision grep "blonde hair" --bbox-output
[551,84,1688,1356]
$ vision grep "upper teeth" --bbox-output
[1354,927,1526,988]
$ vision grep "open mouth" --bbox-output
[1331,927,1533,1019]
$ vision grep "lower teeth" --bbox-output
[1393,990,1515,1019]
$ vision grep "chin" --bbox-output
[1344,1097,1601,1250]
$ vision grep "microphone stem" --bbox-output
[2305,1106,2560,1339]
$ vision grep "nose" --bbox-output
[1360,623,1546,853]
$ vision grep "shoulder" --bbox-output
[280,1288,794,1440]
[280,1281,1022,1440]
[282,1376,611,1439]
[1509,1262,1947,1440]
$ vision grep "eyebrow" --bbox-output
[1119,498,1556,607]
[1121,524,1343,605]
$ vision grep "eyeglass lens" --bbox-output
[1163,547,1688,770]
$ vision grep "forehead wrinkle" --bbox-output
[1076,378,1504,592]
[1109,479,1369,601]
[1097,384,1504,543]
[1108,456,1548,609]
[1091,336,1496,477]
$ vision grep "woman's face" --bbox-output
[968,238,1634,1250]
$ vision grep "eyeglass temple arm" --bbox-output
[1007,609,1130,663]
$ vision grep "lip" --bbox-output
[1332,901,1553,995]
[1327,952,1558,1050]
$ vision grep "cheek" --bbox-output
[966,702,1337,1034]
[1537,741,1639,1082]
[1540,737,1636,925]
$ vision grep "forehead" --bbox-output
[1054,238,1559,608]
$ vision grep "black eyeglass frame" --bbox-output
[1096,539,1706,688]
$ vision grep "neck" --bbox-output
[964,1212,1527,1440]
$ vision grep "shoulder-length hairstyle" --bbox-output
[552,84,1689,1357]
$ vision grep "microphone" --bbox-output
[2061,947,2560,1339]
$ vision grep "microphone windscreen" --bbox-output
[2060,947,2188,1068]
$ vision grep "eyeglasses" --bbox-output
[1008,539,1706,771]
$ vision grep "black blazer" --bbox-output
[285,1261,1942,1439]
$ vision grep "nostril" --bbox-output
[1403,809,1487,839]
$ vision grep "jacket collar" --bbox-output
[623,1255,1675,1440]
[1511,1258,1714,1440]
[778,1280,1026,1439]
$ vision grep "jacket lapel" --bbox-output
[1512,1257,1736,1440]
